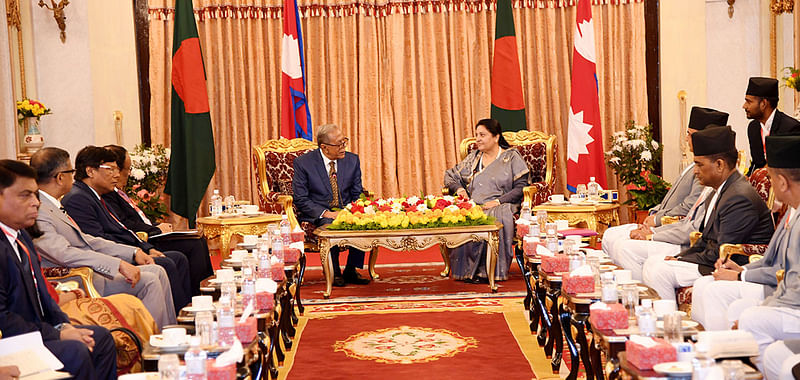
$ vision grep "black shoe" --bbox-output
[464,276,489,284]
[343,270,371,285]
[333,275,346,287]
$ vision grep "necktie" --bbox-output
[15,238,44,317]
[117,188,152,225]
[101,198,143,242]
[329,161,339,208]
[59,206,80,230]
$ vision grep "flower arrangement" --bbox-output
[328,195,495,230]
[782,67,800,91]
[605,121,670,210]
[16,98,52,120]
[122,144,171,222]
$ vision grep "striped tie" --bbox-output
[329,161,339,208]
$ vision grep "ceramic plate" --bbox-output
[182,305,216,313]
[599,264,616,271]
[617,279,641,286]
[653,361,693,375]
[656,320,699,330]
[149,335,189,352]
[237,243,257,249]
[119,373,160,380]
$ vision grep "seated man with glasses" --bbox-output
[293,124,370,287]
[61,146,191,311]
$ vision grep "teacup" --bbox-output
[242,205,260,213]
[613,269,632,283]
[555,219,570,231]
[161,327,187,346]
[569,195,584,204]
[548,194,565,204]
[216,268,235,283]
[243,235,258,246]
[653,299,677,317]
[565,235,582,245]
[191,295,213,310]
[230,250,247,261]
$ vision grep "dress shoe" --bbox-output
[343,270,371,285]
[463,276,489,284]
[333,275,346,287]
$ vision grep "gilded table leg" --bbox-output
[319,239,333,299]
[586,214,598,234]
[487,230,499,293]
[220,229,232,259]
[368,246,380,280]
[439,244,450,277]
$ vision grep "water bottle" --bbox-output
[636,299,656,336]
[280,214,291,242]
[600,272,617,303]
[257,248,272,280]
[545,222,558,253]
[216,303,235,347]
[209,189,223,216]
[185,337,208,380]
[223,195,235,213]
[520,201,532,221]
[241,276,256,311]
[587,177,600,200]
[195,311,214,347]
[692,343,716,379]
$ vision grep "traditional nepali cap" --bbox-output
[688,107,729,131]
[746,77,779,99]
[766,135,800,168]
[691,125,736,156]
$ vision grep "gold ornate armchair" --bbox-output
[42,266,102,298]
[454,130,557,206]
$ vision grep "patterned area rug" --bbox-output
[279,298,566,380]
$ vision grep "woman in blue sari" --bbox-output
[444,119,530,282]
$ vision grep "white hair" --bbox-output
[316,124,340,145]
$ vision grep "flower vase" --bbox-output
[21,117,44,154]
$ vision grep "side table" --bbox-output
[533,202,620,238]
[196,214,283,258]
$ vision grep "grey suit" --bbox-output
[743,210,796,297]
[34,192,176,327]
[763,212,800,309]
[651,186,712,247]
[649,163,704,227]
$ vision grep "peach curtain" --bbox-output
[148,0,647,215]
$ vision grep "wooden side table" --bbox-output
[533,202,620,237]
[196,214,283,258]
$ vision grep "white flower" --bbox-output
[391,204,403,213]
[376,199,388,206]
[651,140,659,150]
[148,165,159,174]
[443,195,455,202]
[406,196,420,205]
[609,157,621,164]
[415,204,429,212]
[364,205,376,215]
[445,205,460,213]
[130,168,146,180]
[164,148,171,157]
[641,150,652,161]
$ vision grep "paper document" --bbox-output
[0,331,68,379]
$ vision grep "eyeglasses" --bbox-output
[321,138,349,149]
[98,164,120,173]
[54,169,76,177]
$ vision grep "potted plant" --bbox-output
[123,144,171,222]
[16,98,52,154]
[605,121,671,223]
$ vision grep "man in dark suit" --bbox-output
[293,123,370,287]
[744,76,800,174]
[102,144,214,295]
[643,126,774,301]
[61,146,191,310]
[0,159,116,379]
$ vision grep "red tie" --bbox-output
[101,199,142,242]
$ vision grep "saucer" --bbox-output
[653,361,692,376]
[237,243,257,250]
[656,320,699,330]
[149,335,189,352]
[182,304,216,313]
[599,264,616,271]
[547,201,567,205]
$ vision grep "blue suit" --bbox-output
[293,149,365,275]
[62,181,191,310]
[0,230,116,379]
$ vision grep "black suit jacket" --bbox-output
[677,171,774,274]
[101,190,162,237]
[0,230,69,341]
[62,181,155,252]
[292,149,363,225]
[747,110,800,173]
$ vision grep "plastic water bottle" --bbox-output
[636,299,656,337]
[520,201,532,221]
[692,343,716,379]
[257,248,272,280]
[241,276,256,311]
[587,177,600,200]
[216,304,235,347]
[209,189,223,216]
[280,214,291,246]
[184,337,207,380]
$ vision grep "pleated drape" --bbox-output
[148,0,647,218]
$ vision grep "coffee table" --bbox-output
[196,214,283,258]
[314,222,502,298]
[533,202,620,238]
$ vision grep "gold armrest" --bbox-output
[136,231,149,242]
[46,267,102,298]
[277,195,299,229]
[661,216,681,225]
[362,190,375,199]
[719,243,744,262]
[690,231,702,247]
[522,185,538,207]
[749,254,763,263]
[777,269,785,283]
[442,187,450,196]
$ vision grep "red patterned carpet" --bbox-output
[283,300,537,380]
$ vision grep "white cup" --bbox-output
[653,299,678,317]
[242,205,259,213]
[569,195,584,204]
[230,249,247,261]
[613,269,632,283]
[565,235,582,245]
[161,327,187,346]
[243,235,258,246]
[191,295,213,310]
[548,194,565,204]
[555,220,570,231]
[216,268,235,283]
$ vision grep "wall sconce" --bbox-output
[727,0,735,18]
[38,0,70,43]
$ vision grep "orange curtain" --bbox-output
[148,0,647,217]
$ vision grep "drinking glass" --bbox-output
[220,281,237,310]
[563,239,577,255]
[662,311,684,343]
[536,210,548,232]
[720,360,746,380]
[195,311,214,346]
[621,284,639,318]
[158,354,180,380]
[587,256,600,286]
[576,184,588,199]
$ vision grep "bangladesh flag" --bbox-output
[164,0,215,228]
[490,0,527,132]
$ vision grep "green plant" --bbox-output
[605,121,671,210]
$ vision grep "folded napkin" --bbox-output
[697,330,759,358]
[570,264,594,276]
[629,335,657,348]
[590,302,610,311]
[536,245,554,257]
[255,278,278,293]
[239,301,254,323]
[270,255,282,265]
[215,338,244,366]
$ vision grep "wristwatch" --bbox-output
[54,323,69,331]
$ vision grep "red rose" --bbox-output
[457,202,472,209]
[433,199,450,210]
